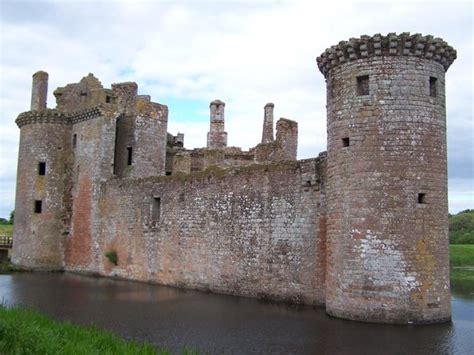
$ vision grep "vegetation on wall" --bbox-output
[105,251,118,266]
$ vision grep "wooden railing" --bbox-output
[0,236,13,248]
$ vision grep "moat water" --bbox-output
[0,272,473,354]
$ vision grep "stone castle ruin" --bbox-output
[12,33,456,324]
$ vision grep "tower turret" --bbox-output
[12,71,71,269]
[317,33,456,324]
[31,71,48,110]
[207,100,227,148]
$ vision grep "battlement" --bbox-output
[15,109,69,128]
[317,33,456,77]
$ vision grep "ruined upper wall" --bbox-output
[317,33,456,78]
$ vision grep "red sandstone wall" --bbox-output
[68,158,327,305]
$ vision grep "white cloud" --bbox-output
[0,0,472,217]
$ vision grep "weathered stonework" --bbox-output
[12,32,456,325]
[318,32,455,324]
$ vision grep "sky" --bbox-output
[0,0,472,218]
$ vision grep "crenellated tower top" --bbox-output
[316,32,457,78]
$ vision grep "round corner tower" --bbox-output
[12,71,71,270]
[317,33,456,324]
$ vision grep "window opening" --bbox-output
[429,77,437,97]
[357,75,369,96]
[418,193,426,204]
[127,147,133,165]
[152,197,161,223]
[73,134,77,148]
[342,137,350,147]
[106,95,111,103]
[34,200,42,213]
[38,162,46,175]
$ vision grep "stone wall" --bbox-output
[65,110,116,270]
[66,157,328,305]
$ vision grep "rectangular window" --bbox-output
[357,75,369,96]
[152,197,161,223]
[418,193,426,204]
[38,162,46,175]
[127,147,133,165]
[73,134,77,148]
[106,95,111,103]
[429,77,437,97]
[342,137,350,147]
[34,200,42,213]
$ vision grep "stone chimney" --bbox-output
[261,102,274,143]
[206,99,227,148]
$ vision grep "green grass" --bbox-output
[0,305,193,355]
[450,244,474,267]
[0,224,13,237]
[450,244,474,298]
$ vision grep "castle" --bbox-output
[12,33,457,324]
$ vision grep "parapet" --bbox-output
[16,109,69,128]
[316,33,457,78]
[210,99,225,107]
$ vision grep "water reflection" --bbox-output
[0,273,472,354]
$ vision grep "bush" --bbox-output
[449,209,474,244]
[105,251,118,266]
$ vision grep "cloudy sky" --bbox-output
[0,0,472,218]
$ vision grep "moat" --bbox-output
[0,272,473,354]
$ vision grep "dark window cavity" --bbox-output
[342,137,350,147]
[165,171,172,176]
[429,77,437,97]
[34,200,42,213]
[106,95,111,103]
[38,162,46,176]
[80,92,87,97]
[152,197,161,222]
[357,75,369,96]
[127,147,133,165]
[418,193,426,204]
[73,134,77,148]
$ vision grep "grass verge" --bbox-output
[450,244,474,267]
[0,263,31,274]
[0,224,13,237]
[450,245,474,298]
[0,304,195,355]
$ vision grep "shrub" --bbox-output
[105,251,118,266]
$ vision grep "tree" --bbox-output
[8,210,14,225]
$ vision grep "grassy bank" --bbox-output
[450,245,474,267]
[450,245,474,297]
[0,224,13,237]
[0,305,184,355]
